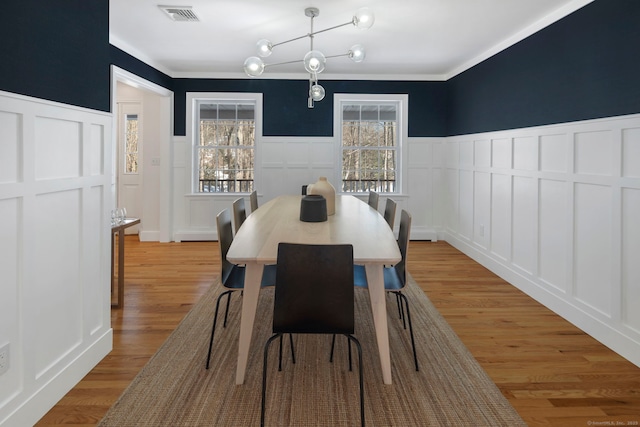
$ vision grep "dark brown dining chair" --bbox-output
[261,243,364,427]
[383,198,397,230]
[232,197,247,233]
[205,209,277,369]
[250,190,259,213]
[367,190,379,210]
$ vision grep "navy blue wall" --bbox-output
[447,0,640,136]
[171,79,447,137]
[3,1,639,138]
[0,0,110,112]
[110,46,173,91]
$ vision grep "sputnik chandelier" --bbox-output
[243,7,375,108]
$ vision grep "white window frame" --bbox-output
[186,92,263,194]
[333,93,408,195]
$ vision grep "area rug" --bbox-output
[98,275,525,426]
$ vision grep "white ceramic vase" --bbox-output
[307,176,336,215]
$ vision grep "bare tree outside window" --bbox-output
[197,102,255,192]
[341,103,398,193]
[125,114,138,174]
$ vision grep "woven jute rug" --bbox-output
[98,275,525,426]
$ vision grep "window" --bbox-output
[193,97,259,193]
[124,114,138,174]
[338,99,401,193]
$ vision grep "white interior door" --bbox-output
[117,102,142,234]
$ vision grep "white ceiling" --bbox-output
[109,0,593,81]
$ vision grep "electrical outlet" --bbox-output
[0,343,10,375]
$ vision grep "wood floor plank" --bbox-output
[34,239,640,426]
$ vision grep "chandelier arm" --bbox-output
[308,21,353,37]
[271,34,311,48]
[324,53,350,60]
[264,59,304,68]
[270,21,353,49]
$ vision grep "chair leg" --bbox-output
[330,334,336,363]
[261,333,282,427]
[278,335,283,371]
[348,338,352,371]
[277,334,296,372]
[222,290,233,328]
[399,292,407,329]
[329,334,353,371]
[289,334,296,364]
[398,292,419,372]
[395,292,403,321]
[346,335,365,427]
[206,290,233,369]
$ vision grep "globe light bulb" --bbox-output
[353,7,375,29]
[243,56,264,77]
[303,50,326,74]
[349,44,366,62]
[310,84,325,101]
[256,39,273,57]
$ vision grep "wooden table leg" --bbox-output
[235,262,263,385]
[365,264,392,384]
[117,228,125,308]
[111,230,115,295]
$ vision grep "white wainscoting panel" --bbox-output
[458,169,474,241]
[575,130,613,176]
[172,135,443,241]
[0,91,113,427]
[573,183,612,315]
[490,173,511,261]
[538,179,570,292]
[512,176,536,275]
[473,171,490,249]
[622,188,640,333]
[622,128,640,178]
[0,111,19,183]
[442,113,640,369]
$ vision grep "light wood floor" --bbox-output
[36,239,640,426]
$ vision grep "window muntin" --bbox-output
[340,102,399,193]
[196,101,256,193]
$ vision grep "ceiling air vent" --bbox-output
[159,5,200,22]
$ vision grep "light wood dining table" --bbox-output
[227,194,401,385]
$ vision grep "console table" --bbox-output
[111,218,140,308]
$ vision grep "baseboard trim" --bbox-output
[3,329,113,427]
[442,232,640,369]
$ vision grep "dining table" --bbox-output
[227,194,401,385]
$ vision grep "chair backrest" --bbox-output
[232,197,247,233]
[250,190,258,213]
[368,191,379,210]
[216,208,235,285]
[273,243,354,335]
[394,209,412,285]
[383,198,397,230]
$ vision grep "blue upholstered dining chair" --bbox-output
[205,208,277,369]
[261,243,364,427]
[353,209,419,371]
